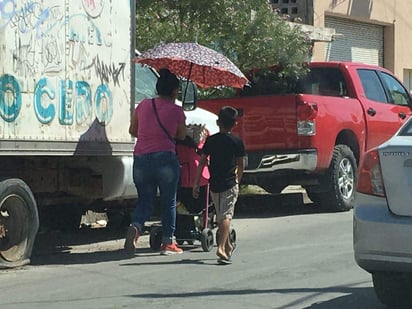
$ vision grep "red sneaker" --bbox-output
[160,243,183,255]
[124,225,139,256]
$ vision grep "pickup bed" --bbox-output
[198,62,412,211]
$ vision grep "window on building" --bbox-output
[281,8,288,14]
[291,7,298,14]
[282,0,289,3]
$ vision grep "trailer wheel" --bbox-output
[307,144,357,212]
[0,178,39,268]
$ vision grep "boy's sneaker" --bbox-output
[124,225,139,256]
[160,243,183,255]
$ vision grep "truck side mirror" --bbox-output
[180,81,198,111]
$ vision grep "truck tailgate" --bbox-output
[198,95,298,151]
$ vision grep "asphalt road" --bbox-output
[0,190,386,309]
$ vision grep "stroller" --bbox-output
[149,125,217,252]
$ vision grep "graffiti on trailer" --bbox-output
[82,0,104,18]
[0,1,125,127]
[0,0,60,38]
[89,56,126,87]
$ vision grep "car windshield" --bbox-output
[398,118,412,136]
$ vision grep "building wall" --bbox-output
[312,0,412,82]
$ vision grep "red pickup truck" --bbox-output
[198,61,412,211]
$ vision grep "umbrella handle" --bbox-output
[182,63,193,102]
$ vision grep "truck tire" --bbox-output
[372,272,412,308]
[0,178,39,268]
[307,144,357,212]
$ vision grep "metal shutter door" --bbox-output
[324,16,384,66]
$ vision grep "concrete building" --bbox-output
[270,0,412,89]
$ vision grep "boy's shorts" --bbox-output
[211,184,239,222]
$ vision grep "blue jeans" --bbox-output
[132,151,180,245]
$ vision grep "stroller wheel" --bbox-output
[200,228,214,252]
[216,227,237,246]
[149,226,162,251]
[230,228,237,245]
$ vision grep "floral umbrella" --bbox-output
[135,42,249,89]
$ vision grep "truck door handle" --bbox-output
[367,108,376,116]
[399,112,407,119]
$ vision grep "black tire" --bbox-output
[149,226,162,251]
[308,144,357,212]
[229,228,237,245]
[0,178,39,268]
[216,227,236,246]
[372,272,412,308]
[200,228,214,252]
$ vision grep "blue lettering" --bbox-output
[0,74,22,122]
[95,84,112,124]
[0,74,114,125]
[75,81,92,125]
[34,77,55,124]
[59,80,73,125]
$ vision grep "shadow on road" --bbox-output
[235,193,328,218]
[125,283,383,308]
[31,192,336,265]
[31,243,216,266]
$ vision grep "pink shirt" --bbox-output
[176,143,210,187]
[133,98,186,155]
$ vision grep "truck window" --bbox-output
[357,69,389,103]
[135,63,158,103]
[380,72,411,106]
[301,68,348,97]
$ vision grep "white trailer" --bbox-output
[0,0,218,268]
[0,0,140,268]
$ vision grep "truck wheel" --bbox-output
[372,272,412,308]
[309,144,357,212]
[0,178,39,268]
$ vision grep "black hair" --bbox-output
[218,106,238,129]
[156,68,179,96]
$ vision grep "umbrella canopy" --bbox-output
[135,42,249,89]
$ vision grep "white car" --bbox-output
[354,116,412,308]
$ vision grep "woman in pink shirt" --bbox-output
[125,68,186,256]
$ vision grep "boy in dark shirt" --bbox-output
[193,106,245,264]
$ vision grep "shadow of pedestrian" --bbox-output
[127,285,383,308]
